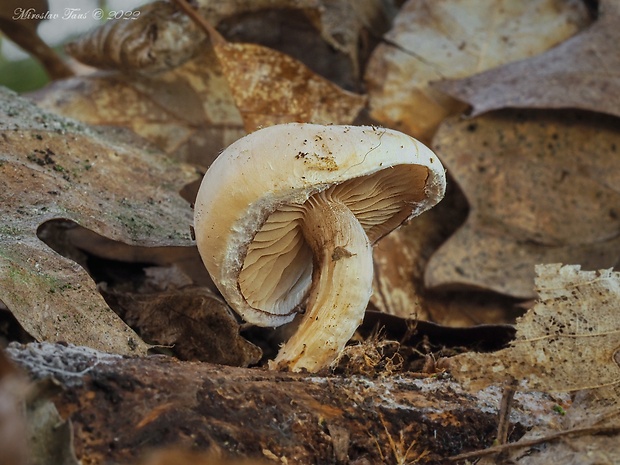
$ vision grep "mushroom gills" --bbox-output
[239,206,312,316]
[239,165,428,318]
[337,164,428,242]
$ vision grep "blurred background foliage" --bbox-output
[0,41,51,92]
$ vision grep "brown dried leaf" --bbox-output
[364,0,591,142]
[449,264,620,393]
[436,0,620,119]
[0,88,197,354]
[30,47,245,167]
[101,285,262,367]
[427,110,620,298]
[212,41,366,131]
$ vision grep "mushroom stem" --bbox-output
[270,190,373,372]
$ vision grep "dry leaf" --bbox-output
[454,264,620,464]
[212,40,367,131]
[436,0,620,119]
[0,87,198,354]
[448,263,620,392]
[30,47,245,167]
[101,285,262,367]
[364,0,591,142]
[211,0,396,89]
[427,110,620,299]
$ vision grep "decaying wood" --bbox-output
[7,343,564,465]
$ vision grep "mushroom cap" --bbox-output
[194,123,446,327]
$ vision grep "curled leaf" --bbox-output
[65,1,203,73]
[0,88,197,354]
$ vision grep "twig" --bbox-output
[496,380,517,445]
[449,425,620,461]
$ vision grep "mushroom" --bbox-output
[194,123,446,372]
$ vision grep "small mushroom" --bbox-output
[194,123,446,372]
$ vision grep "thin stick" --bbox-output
[449,425,620,461]
[496,380,517,445]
